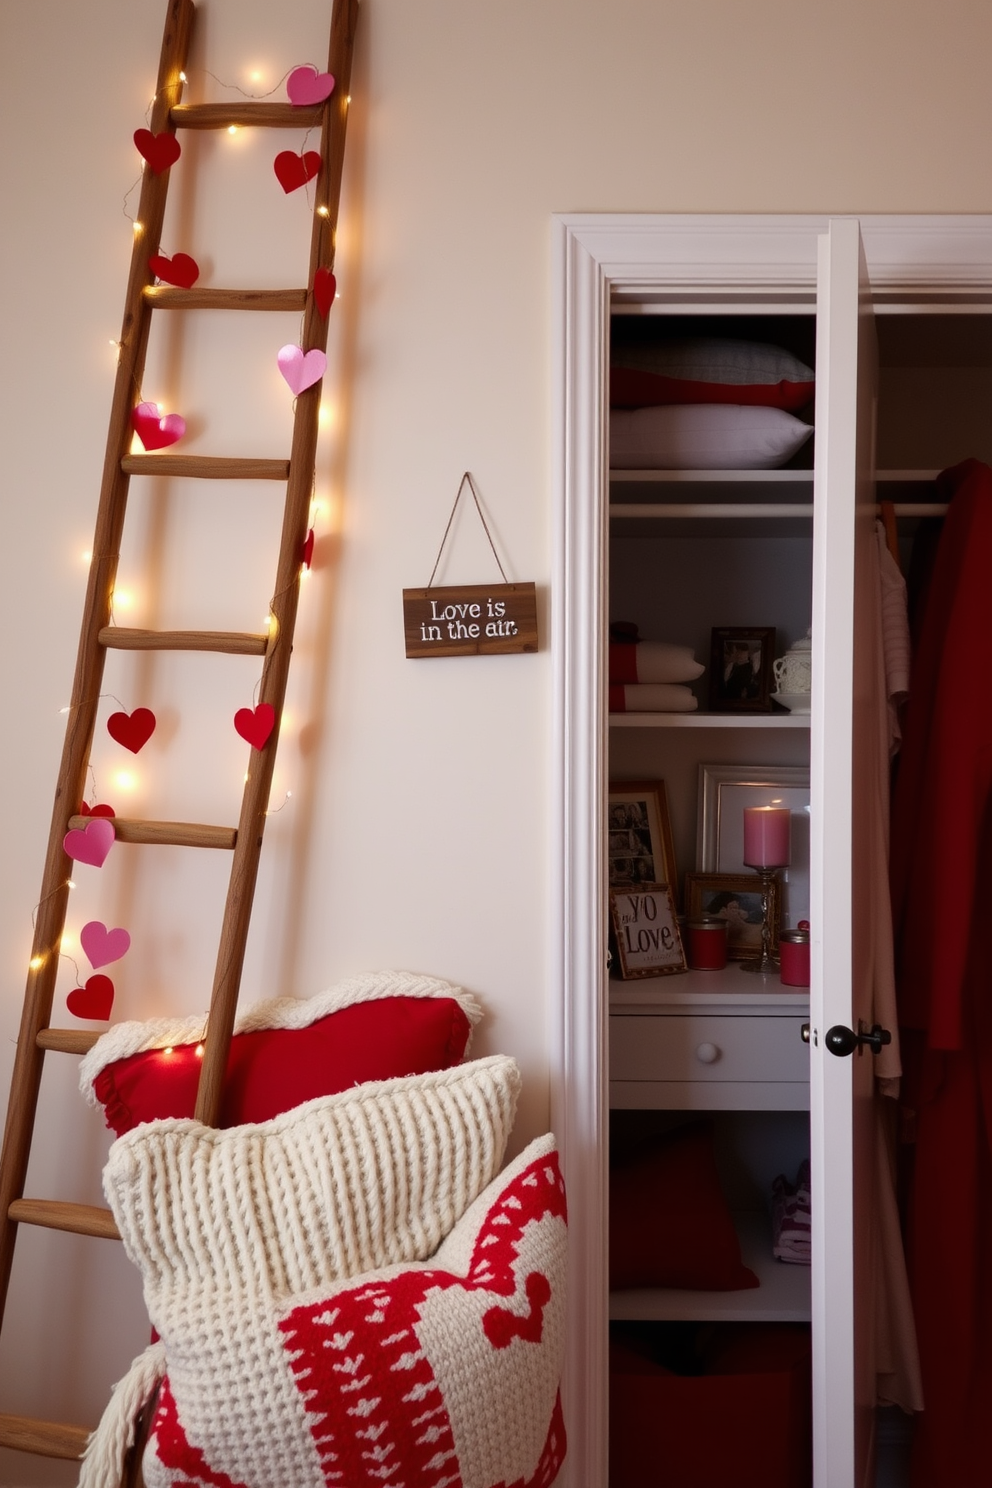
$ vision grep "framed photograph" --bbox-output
[684,872,780,962]
[607,780,678,902]
[609,884,687,979]
[697,764,810,927]
[708,627,776,712]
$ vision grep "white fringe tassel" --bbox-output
[77,1341,166,1488]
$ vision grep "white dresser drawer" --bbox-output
[610,1014,809,1110]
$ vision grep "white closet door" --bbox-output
[809,217,879,1488]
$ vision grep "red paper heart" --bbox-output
[149,252,200,288]
[313,266,336,317]
[301,528,315,569]
[79,802,116,818]
[234,703,275,750]
[132,402,186,451]
[67,975,115,1021]
[107,708,156,753]
[273,150,321,193]
[134,129,181,174]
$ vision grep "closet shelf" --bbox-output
[609,973,809,1013]
[609,1210,811,1323]
[610,712,809,729]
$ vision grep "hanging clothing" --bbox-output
[890,458,992,1486]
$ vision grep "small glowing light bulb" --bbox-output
[59,706,71,715]
[164,1047,173,1056]
[195,1043,205,1058]
[114,770,136,792]
[317,205,329,218]
[250,70,262,83]
[133,221,143,236]
[346,94,352,104]
[29,955,44,971]
[179,71,187,83]
[113,589,133,610]
[228,124,238,136]
[244,772,250,783]
[67,880,77,891]
[82,550,92,563]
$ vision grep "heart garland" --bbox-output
[149,252,200,289]
[132,402,186,452]
[80,920,131,971]
[313,267,336,317]
[107,708,156,754]
[234,703,276,750]
[286,65,335,106]
[273,150,321,194]
[79,802,116,818]
[67,975,115,1021]
[277,345,327,396]
[63,817,116,868]
[301,528,315,569]
[134,129,181,175]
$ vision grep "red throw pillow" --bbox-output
[610,366,815,412]
[609,1120,759,1291]
[80,972,480,1135]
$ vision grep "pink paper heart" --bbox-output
[132,402,186,451]
[67,975,114,1021]
[313,266,336,317]
[286,65,335,106]
[63,817,116,868]
[234,703,276,750]
[80,920,131,971]
[277,345,326,396]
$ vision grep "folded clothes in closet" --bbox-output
[609,640,705,686]
[609,683,699,713]
[771,1160,811,1266]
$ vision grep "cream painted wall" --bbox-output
[1,0,991,1481]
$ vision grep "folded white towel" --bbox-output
[611,683,698,713]
[610,641,705,685]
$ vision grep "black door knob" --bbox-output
[825,1023,892,1057]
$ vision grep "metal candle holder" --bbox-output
[740,866,781,975]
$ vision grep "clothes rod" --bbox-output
[609,503,949,519]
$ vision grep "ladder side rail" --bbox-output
[0,0,195,1322]
[194,0,360,1125]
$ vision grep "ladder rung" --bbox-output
[66,816,238,850]
[122,454,290,480]
[99,627,268,655]
[37,1029,100,1056]
[9,1200,119,1241]
[170,101,324,130]
[0,1413,91,1461]
[145,286,308,312]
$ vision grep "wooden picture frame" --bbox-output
[607,779,679,903]
[609,884,687,979]
[708,626,776,713]
[684,871,781,962]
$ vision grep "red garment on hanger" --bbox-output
[890,459,992,1486]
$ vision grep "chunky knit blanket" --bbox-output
[80,1057,567,1488]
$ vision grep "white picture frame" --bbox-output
[697,764,811,927]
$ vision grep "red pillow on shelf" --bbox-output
[80,972,480,1136]
[609,1120,759,1292]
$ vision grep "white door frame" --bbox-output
[549,213,992,1487]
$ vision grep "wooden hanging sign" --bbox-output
[403,581,538,658]
[404,472,538,659]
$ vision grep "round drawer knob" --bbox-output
[695,1042,720,1065]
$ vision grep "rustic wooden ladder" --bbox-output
[0,0,358,1466]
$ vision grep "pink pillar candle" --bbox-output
[742,806,791,868]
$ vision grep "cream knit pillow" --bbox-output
[83,1057,520,1488]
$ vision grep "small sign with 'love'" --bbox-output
[402,583,538,659]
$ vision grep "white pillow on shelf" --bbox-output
[610,403,814,470]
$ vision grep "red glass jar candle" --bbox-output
[687,917,728,971]
[779,927,810,987]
